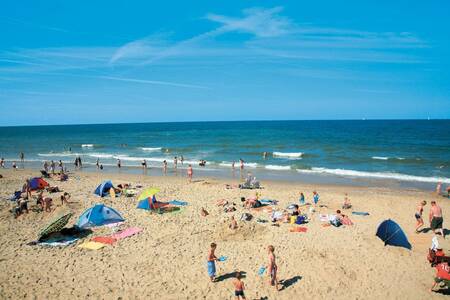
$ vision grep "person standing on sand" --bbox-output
[180,155,184,165]
[20,152,24,163]
[142,159,147,169]
[299,192,305,205]
[313,191,320,206]
[117,159,121,169]
[163,160,167,173]
[0,158,5,168]
[174,156,178,169]
[415,201,427,233]
[233,271,246,300]
[232,161,235,170]
[429,201,445,238]
[207,243,218,282]
[50,160,55,175]
[187,164,193,182]
[96,158,100,169]
[267,245,280,291]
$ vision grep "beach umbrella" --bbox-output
[376,219,412,250]
[76,204,124,228]
[137,188,160,201]
[38,212,73,239]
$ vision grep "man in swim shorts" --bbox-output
[207,243,218,282]
[429,201,444,238]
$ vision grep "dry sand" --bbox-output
[0,168,449,299]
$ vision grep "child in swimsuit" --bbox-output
[187,165,193,182]
[207,243,218,282]
[415,200,426,233]
[233,271,246,299]
[267,245,280,291]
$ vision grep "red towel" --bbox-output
[92,236,117,245]
[290,227,308,233]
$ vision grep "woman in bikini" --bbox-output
[415,200,427,233]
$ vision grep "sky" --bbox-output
[1,0,449,126]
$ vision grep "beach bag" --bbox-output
[295,215,306,225]
[241,213,253,221]
[330,218,342,227]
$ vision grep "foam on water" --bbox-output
[265,165,291,171]
[297,167,450,184]
[81,144,94,148]
[140,147,162,152]
[273,152,303,159]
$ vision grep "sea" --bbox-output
[0,120,449,190]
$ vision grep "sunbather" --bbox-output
[430,262,450,292]
[229,216,238,230]
[342,193,352,209]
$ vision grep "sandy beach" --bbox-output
[0,168,449,299]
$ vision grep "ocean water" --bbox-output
[0,120,449,189]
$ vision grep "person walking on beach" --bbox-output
[78,156,82,168]
[20,152,24,163]
[174,156,178,169]
[180,155,184,165]
[74,157,79,169]
[187,164,193,182]
[163,160,167,173]
[96,158,100,169]
[429,201,445,238]
[415,201,427,233]
[267,245,280,291]
[117,159,121,169]
[58,160,63,173]
[207,242,218,282]
[232,161,235,170]
[239,159,244,170]
[299,192,305,205]
[0,157,5,168]
[233,271,246,299]
[142,159,147,169]
[313,191,320,206]
[50,160,55,175]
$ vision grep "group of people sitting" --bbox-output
[11,178,70,218]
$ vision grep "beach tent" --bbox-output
[76,204,124,228]
[39,213,73,239]
[94,180,114,197]
[29,177,49,190]
[376,219,412,250]
[137,195,157,210]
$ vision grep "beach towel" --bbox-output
[92,236,117,245]
[78,241,106,250]
[290,227,308,233]
[352,211,370,216]
[251,205,273,213]
[258,266,266,276]
[319,214,329,222]
[168,200,188,206]
[105,221,124,228]
[38,236,79,247]
[260,199,278,205]
[111,227,142,240]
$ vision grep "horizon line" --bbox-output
[0,118,449,128]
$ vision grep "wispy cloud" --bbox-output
[205,6,292,38]
[109,6,426,67]
[95,76,209,89]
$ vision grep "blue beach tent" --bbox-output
[137,195,157,210]
[76,204,124,228]
[376,219,412,250]
[94,180,113,197]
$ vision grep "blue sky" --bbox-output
[1,0,449,125]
